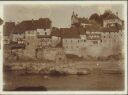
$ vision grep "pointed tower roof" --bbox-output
[72,11,75,17]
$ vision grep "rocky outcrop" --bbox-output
[4,60,123,75]
[4,61,91,75]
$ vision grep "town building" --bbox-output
[51,27,61,47]
[70,11,124,57]
[103,12,124,28]
[4,10,124,59]
[3,22,15,44]
[71,11,91,28]
[22,18,52,58]
[61,27,87,57]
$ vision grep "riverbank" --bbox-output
[3,72,124,91]
[3,60,124,91]
[3,59,124,75]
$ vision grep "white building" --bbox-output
[103,12,124,28]
[61,27,87,57]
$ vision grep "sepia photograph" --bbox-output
[0,1,127,94]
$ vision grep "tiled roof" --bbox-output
[14,18,52,33]
[51,27,61,37]
[36,18,51,29]
[104,13,119,20]
[13,24,25,34]
[3,22,15,36]
[20,20,36,31]
[60,27,80,38]
[10,18,52,35]
[78,17,89,24]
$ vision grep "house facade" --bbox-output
[61,27,87,57]
[71,11,91,28]
[103,12,124,28]
[4,10,124,59]
[3,22,15,45]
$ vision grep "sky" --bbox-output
[4,4,124,28]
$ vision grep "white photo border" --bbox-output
[0,1,127,94]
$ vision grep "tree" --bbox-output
[101,10,112,19]
[89,13,102,25]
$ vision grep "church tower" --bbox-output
[71,11,79,27]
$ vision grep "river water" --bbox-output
[3,72,124,91]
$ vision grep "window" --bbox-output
[78,40,79,43]
[45,32,47,35]
[44,28,46,31]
